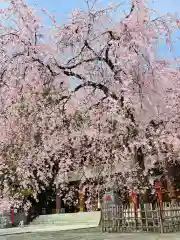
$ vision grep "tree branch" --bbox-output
[74,81,118,100]
[84,40,115,72]
[32,57,59,77]
[125,2,135,19]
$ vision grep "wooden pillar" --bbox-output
[167,178,176,202]
[56,195,61,213]
[79,188,85,212]
[56,183,61,214]
[11,205,14,226]
[166,162,177,203]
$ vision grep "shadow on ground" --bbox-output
[0,228,180,240]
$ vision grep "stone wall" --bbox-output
[0,211,27,228]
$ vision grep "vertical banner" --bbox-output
[155,181,163,215]
[131,191,138,213]
[131,190,138,229]
[97,197,101,210]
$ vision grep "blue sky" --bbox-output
[2,0,180,23]
[26,0,180,17]
[1,0,180,58]
[26,0,180,59]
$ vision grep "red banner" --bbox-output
[155,181,163,214]
[131,191,138,213]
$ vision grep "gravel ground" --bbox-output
[0,228,180,240]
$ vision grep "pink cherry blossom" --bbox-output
[0,0,179,210]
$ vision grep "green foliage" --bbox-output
[72,110,90,130]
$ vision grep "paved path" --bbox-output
[0,228,180,240]
[0,211,100,237]
[0,225,98,236]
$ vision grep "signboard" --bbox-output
[103,191,120,205]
